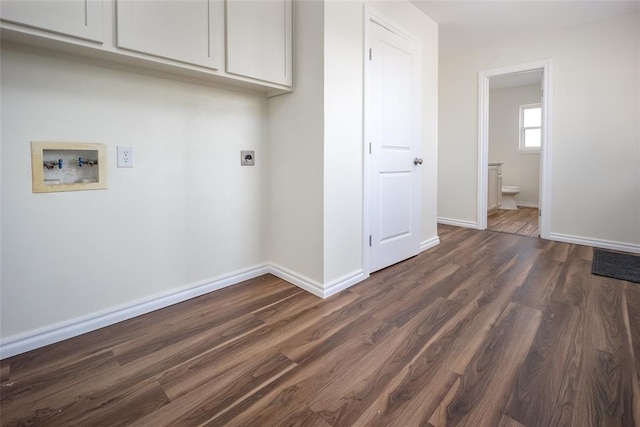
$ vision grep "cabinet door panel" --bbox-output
[226,0,292,86]
[116,0,222,70]
[0,0,103,42]
[488,166,498,210]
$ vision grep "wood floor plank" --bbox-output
[0,362,10,383]
[511,255,563,310]
[505,301,585,426]
[436,303,542,426]
[0,351,121,421]
[276,406,332,427]
[446,251,540,375]
[428,375,462,426]
[371,264,462,327]
[206,317,397,426]
[2,224,639,426]
[157,291,360,400]
[488,207,539,237]
[623,282,640,423]
[550,258,592,308]
[129,352,297,426]
[308,297,463,425]
[571,276,637,426]
[498,414,526,427]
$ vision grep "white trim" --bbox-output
[477,59,553,241]
[420,236,440,252]
[437,217,481,229]
[268,264,368,299]
[0,264,270,359]
[549,232,640,254]
[322,269,368,298]
[516,201,539,208]
[363,6,373,278]
[0,261,371,359]
[267,263,324,298]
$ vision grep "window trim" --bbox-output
[518,103,542,154]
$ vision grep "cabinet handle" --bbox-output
[414,158,423,165]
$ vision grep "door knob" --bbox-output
[414,158,423,165]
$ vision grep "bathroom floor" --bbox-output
[488,207,539,237]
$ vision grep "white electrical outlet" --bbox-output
[117,145,134,168]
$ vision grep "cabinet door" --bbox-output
[116,0,223,70]
[226,0,292,86]
[0,0,103,42]
[488,166,498,210]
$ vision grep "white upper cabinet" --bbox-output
[115,0,223,70]
[0,0,103,42]
[226,0,292,86]
[0,0,293,92]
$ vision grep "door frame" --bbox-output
[363,7,421,274]
[477,59,553,238]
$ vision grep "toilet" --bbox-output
[500,185,520,210]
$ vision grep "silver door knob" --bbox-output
[414,158,423,165]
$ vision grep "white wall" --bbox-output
[268,0,439,292]
[439,12,640,248]
[489,83,540,206]
[0,0,439,353]
[0,46,268,339]
[323,1,365,284]
[266,0,325,285]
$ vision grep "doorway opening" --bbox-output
[477,60,553,239]
[487,70,541,237]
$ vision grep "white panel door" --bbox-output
[367,17,421,273]
[0,0,103,42]
[116,0,223,70]
[226,0,292,86]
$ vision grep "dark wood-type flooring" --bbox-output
[488,207,539,237]
[2,225,639,426]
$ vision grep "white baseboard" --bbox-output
[322,269,368,298]
[420,236,440,252]
[0,264,270,360]
[517,201,539,208]
[549,232,640,254]
[267,264,367,299]
[437,217,480,229]
[267,263,325,298]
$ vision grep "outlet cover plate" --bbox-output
[117,145,134,168]
[241,150,255,166]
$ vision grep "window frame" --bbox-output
[518,103,542,154]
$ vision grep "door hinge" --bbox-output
[369,142,372,154]
[369,48,372,61]
[369,235,372,247]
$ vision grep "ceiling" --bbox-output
[410,0,640,56]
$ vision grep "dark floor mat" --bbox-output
[592,248,640,283]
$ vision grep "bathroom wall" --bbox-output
[438,12,640,249]
[1,46,268,340]
[489,83,541,206]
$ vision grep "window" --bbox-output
[519,103,541,153]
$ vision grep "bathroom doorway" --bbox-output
[487,70,542,237]
[477,60,553,239]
